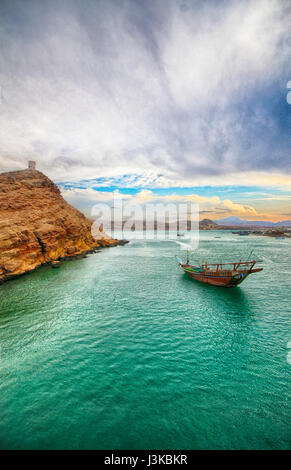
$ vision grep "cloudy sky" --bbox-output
[0,0,290,221]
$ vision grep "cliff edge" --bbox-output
[0,169,118,282]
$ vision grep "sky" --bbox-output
[0,0,290,221]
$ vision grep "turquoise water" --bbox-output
[0,231,290,450]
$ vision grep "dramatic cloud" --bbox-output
[62,186,261,221]
[0,0,290,185]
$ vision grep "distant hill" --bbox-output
[199,219,219,230]
[274,220,291,227]
[215,216,291,227]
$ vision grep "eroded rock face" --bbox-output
[0,169,117,282]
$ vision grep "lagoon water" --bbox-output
[0,231,290,449]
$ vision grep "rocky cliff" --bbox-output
[0,169,118,282]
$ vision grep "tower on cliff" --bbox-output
[28,161,36,170]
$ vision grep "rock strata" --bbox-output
[0,169,121,282]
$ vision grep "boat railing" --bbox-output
[201,260,262,271]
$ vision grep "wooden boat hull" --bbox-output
[180,265,262,288]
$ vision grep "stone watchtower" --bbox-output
[28,161,36,170]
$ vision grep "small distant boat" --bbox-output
[175,253,263,287]
[214,236,221,238]
[237,231,251,236]
[177,233,185,237]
